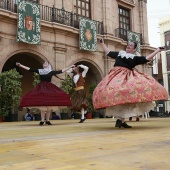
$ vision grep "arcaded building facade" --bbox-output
[0,0,156,120]
[159,17,170,111]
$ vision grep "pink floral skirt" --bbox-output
[93,67,168,110]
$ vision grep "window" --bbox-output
[74,0,91,18]
[73,0,91,28]
[165,31,170,50]
[167,52,170,94]
[118,6,130,40]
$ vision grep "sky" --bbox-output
[147,0,170,47]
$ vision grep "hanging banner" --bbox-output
[79,17,97,51]
[17,1,41,44]
[127,31,141,53]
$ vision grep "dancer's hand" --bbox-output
[16,62,21,67]
[99,38,104,44]
[71,65,75,68]
[158,46,166,51]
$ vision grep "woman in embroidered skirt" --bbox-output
[16,61,74,125]
[93,39,168,128]
[66,64,89,123]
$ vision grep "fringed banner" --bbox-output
[79,17,97,51]
[17,1,40,44]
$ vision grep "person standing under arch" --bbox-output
[93,39,168,128]
[66,64,89,123]
[16,61,74,125]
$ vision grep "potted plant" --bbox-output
[30,72,41,120]
[74,112,81,119]
[60,108,69,120]
[0,91,10,122]
[60,75,74,119]
[0,69,22,121]
[60,75,74,94]
[86,84,98,119]
[33,72,40,87]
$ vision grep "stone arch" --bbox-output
[0,43,54,72]
[65,52,104,82]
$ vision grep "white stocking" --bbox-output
[41,111,45,122]
[121,118,125,123]
[81,108,85,119]
[46,111,51,121]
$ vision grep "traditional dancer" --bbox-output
[66,64,89,123]
[16,61,74,125]
[93,39,168,128]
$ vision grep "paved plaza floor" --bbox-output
[0,118,170,170]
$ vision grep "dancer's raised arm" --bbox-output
[16,62,30,70]
[78,64,89,77]
[100,38,110,54]
[62,65,75,73]
[146,47,165,60]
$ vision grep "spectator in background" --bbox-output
[70,109,75,119]
[51,111,60,120]
[25,108,34,121]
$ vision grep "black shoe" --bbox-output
[79,118,86,123]
[46,121,52,125]
[129,117,132,121]
[121,122,132,128]
[115,119,122,128]
[39,121,44,125]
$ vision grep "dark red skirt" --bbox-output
[20,81,72,107]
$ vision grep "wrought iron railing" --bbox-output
[0,0,104,35]
[115,28,143,44]
[115,28,128,41]
[0,0,12,11]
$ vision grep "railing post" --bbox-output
[52,5,54,22]
[7,0,9,10]
[71,12,74,27]
[101,21,104,35]
[61,8,65,24]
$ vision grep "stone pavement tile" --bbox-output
[0,165,11,170]
[0,149,39,165]
[0,118,170,170]
[0,159,88,170]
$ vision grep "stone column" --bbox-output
[53,42,67,87]
[138,0,149,45]
[102,0,114,35]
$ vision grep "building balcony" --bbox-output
[115,28,143,44]
[0,0,104,35]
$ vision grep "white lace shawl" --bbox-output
[118,51,141,59]
[38,64,52,75]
